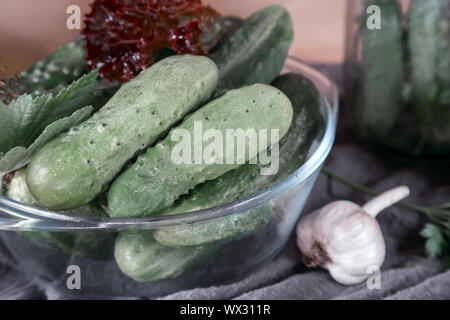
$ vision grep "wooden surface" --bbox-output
[0,0,347,77]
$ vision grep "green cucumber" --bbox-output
[107,84,293,218]
[6,169,113,259]
[408,0,450,145]
[211,5,294,97]
[20,37,87,95]
[114,231,216,282]
[357,0,404,138]
[26,55,218,210]
[153,73,321,247]
[209,16,244,54]
[155,205,274,248]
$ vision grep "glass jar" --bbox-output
[344,0,450,156]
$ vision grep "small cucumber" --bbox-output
[209,16,244,54]
[153,73,321,247]
[26,55,218,210]
[408,0,450,144]
[107,84,293,218]
[114,231,216,282]
[211,5,294,97]
[6,169,113,259]
[21,37,87,95]
[155,205,274,248]
[357,0,404,138]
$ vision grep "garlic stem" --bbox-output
[321,167,379,197]
[362,186,410,217]
[321,167,433,219]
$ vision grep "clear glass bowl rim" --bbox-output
[0,57,338,231]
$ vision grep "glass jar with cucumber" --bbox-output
[345,0,450,156]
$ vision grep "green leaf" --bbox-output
[420,223,448,258]
[434,202,450,210]
[0,70,98,153]
[0,106,93,176]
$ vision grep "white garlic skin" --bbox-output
[296,201,386,285]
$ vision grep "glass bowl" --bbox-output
[0,57,338,299]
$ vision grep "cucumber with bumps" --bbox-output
[211,5,294,97]
[26,55,218,210]
[114,231,217,282]
[408,0,450,145]
[357,0,403,138]
[209,16,244,54]
[107,84,293,218]
[153,73,321,247]
[20,37,87,95]
[155,205,274,248]
[6,169,113,259]
[408,0,450,121]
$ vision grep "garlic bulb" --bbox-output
[296,186,410,285]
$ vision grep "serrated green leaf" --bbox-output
[434,202,450,210]
[0,70,98,153]
[420,223,448,258]
[0,106,93,176]
[420,223,440,238]
[425,236,445,258]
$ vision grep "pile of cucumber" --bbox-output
[4,6,323,282]
[356,0,450,156]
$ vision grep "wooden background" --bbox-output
[0,0,348,77]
